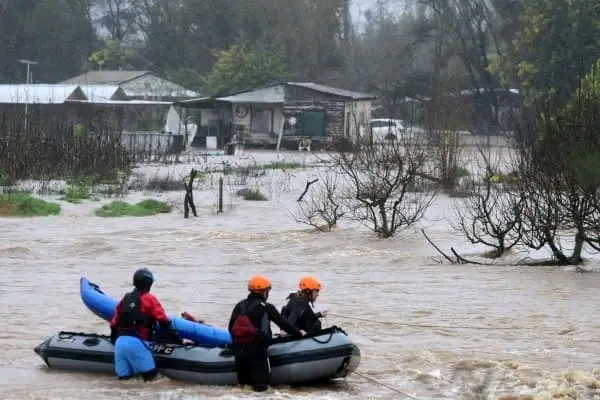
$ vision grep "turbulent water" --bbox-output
[2,148,600,400]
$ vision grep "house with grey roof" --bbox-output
[0,83,183,156]
[177,82,377,150]
[61,70,199,100]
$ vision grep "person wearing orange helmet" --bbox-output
[228,275,304,392]
[281,276,328,334]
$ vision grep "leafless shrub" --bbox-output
[144,171,185,192]
[223,175,242,211]
[0,110,132,183]
[330,139,436,238]
[295,172,345,232]
[452,146,523,258]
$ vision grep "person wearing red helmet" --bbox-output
[110,268,173,381]
[281,276,328,334]
[228,275,305,392]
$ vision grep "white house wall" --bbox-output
[344,100,373,140]
[120,74,198,99]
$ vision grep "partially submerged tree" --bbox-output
[452,146,523,258]
[331,138,435,238]
[295,173,344,232]
[513,61,600,265]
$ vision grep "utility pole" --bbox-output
[342,0,352,71]
[18,59,38,133]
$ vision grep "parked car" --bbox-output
[369,118,405,142]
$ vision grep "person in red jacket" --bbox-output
[110,268,172,381]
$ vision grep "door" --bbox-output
[301,111,325,137]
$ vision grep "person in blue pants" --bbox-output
[110,268,173,381]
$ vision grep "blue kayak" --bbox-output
[79,277,232,346]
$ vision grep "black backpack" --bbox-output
[116,290,147,330]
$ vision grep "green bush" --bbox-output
[242,189,268,201]
[60,176,93,203]
[95,199,172,217]
[0,191,61,217]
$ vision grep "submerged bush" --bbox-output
[242,188,268,201]
[95,199,172,217]
[0,191,61,217]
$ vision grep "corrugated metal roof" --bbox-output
[287,82,377,100]
[216,85,285,103]
[78,85,126,101]
[0,84,83,104]
[61,70,150,85]
[66,99,172,105]
[123,87,199,98]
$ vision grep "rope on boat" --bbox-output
[328,313,527,331]
[354,371,421,400]
[184,303,527,331]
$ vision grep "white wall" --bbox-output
[121,75,196,99]
[344,100,373,140]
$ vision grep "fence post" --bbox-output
[218,177,223,213]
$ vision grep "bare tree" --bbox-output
[331,138,435,238]
[295,173,345,232]
[452,145,522,258]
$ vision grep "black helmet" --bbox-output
[133,268,154,291]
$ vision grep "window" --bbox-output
[250,108,273,133]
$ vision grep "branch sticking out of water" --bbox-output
[297,178,319,202]
[421,229,482,265]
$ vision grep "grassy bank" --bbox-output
[95,199,172,217]
[0,191,61,217]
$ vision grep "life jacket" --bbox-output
[115,290,148,335]
[280,292,297,318]
[230,300,269,344]
[282,292,322,333]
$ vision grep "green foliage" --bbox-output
[95,199,172,217]
[496,0,600,103]
[242,189,268,201]
[60,176,93,204]
[533,59,600,190]
[202,41,289,96]
[88,40,136,70]
[263,161,304,170]
[0,191,61,217]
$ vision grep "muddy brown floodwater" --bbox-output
[1,151,600,400]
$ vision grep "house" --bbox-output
[177,82,377,149]
[78,85,128,101]
[0,84,183,155]
[60,70,199,101]
[0,84,88,127]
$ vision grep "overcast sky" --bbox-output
[351,0,408,29]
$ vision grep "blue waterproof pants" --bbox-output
[114,335,155,378]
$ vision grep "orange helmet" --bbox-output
[299,276,322,291]
[248,275,272,292]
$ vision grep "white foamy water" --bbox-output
[2,148,600,400]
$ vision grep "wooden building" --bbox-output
[177,82,377,149]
